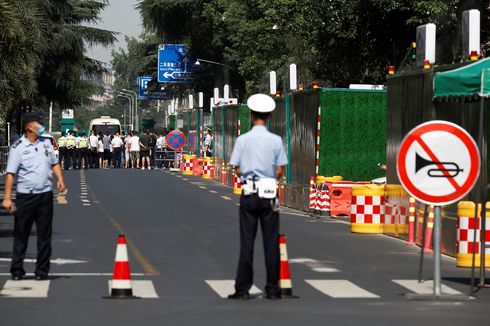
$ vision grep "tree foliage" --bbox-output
[136,0,489,98]
[0,0,117,130]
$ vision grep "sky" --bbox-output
[86,0,143,65]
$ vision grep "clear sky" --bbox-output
[86,0,143,65]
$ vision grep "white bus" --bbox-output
[89,116,121,136]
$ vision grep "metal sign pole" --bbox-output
[433,206,442,297]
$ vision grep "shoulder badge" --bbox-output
[12,139,22,149]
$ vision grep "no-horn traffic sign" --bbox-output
[397,121,480,205]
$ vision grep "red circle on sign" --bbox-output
[397,121,480,205]
[166,130,186,151]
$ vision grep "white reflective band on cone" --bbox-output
[115,244,129,262]
[280,244,288,260]
[112,279,132,289]
[280,279,292,288]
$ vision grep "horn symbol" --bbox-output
[415,152,463,178]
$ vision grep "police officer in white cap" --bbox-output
[2,112,66,280]
[228,94,288,300]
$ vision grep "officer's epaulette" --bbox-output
[11,139,22,148]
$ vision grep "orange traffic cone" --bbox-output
[104,234,139,299]
[423,206,435,252]
[279,234,299,298]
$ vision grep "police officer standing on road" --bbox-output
[77,133,89,170]
[2,112,66,280]
[65,130,77,170]
[228,94,288,300]
[57,131,67,169]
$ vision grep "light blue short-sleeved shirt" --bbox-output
[6,136,59,194]
[230,126,288,180]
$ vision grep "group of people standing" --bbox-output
[58,130,169,170]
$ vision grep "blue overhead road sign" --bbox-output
[158,44,193,84]
[137,76,172,100]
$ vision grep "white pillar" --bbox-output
[189,94,194,109]
[289,64,297,91]
[416,23,436,65]
[462,9,480,56]
[270,71,277,95]
[48,101,53,133]
[224,84,230,101]
[198,92,204,108]
[214,88,219,104]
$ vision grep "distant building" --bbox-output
[85,63,114,109]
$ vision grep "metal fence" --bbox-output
[0,146,9,174]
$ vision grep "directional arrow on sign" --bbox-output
[0,257,88,265]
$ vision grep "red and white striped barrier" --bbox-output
[182,154,195,175]
[456,201,490,267]
[105,235,138,299]
[202,157,213,179]
[221,162,227,184]
[232,173,241,195]
[350,185,385,234]
[315,106,321,177]
[383,204,408,235]
[309,177,316,213]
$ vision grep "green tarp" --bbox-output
[433,57,490,100]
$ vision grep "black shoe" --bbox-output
[227,292,250,300]
[265,293,281,300]
[11,274,23,281]
[35,274,48,280]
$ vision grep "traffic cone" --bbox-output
[423,206,435,252]
[104,234,139,299]
[279,234,299,298]
[407,197,416,245]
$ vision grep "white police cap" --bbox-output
[247,94,276,113]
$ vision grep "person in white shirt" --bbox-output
[89,130,99,168]
[128,131,141,169]
[155,132,166,169]
[111,132,124,168]
[97,137,105,168]
[124,134,131,168]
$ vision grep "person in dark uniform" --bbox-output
[77,133,89,170]
[227,94,288,300]
[64,130,77,170]
[2,112,66,280]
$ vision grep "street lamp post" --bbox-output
[122,89,138,131]
[117,94,131,132]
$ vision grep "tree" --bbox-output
[0,0,117,132]
[137,0,489,97]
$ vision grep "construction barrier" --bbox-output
[384,204,408,235]
[193,157,204,176]
[232,172,241,195]
[350,184,385,234]
[327,181,369,216]
[312,176,343,216]
[182,154,195,175]
[202,157,214,179]
[407,197,416,244]
[456,201,490,268]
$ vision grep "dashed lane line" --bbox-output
[221,196,232,201]
[209,190,218,194]
[0,280,50,298]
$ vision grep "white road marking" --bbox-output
[0,280,50,298]
[108,280,158,298]
[83,204,91,206]
[0,273,145,276]
[81,199,90,203]
[305,280,380,298]
[0,258,87,265]
[289,258,340,273]
[221,196,232,201]
[392,280,462,295]
[205,280,262,298]
[183,178,188,181]
[199,186,207,189]
[209,190,218,194]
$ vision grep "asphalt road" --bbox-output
[0,168,489,326]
